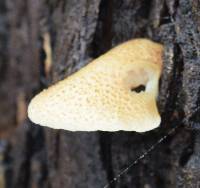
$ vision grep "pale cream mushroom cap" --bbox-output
[28,39,163,132]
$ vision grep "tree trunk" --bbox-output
[0,0,200,188]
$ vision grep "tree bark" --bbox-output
[0,0,200,188]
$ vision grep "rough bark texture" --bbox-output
[0,0,199,188]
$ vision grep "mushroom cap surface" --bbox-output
[28,39,163,132]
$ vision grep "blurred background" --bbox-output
[0,0,200,188]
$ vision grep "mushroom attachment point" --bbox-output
[28,39,164,132]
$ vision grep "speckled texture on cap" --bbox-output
[28,39,163,132]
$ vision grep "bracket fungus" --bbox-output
[28,39,163,132]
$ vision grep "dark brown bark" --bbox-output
[0,0,200,188]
